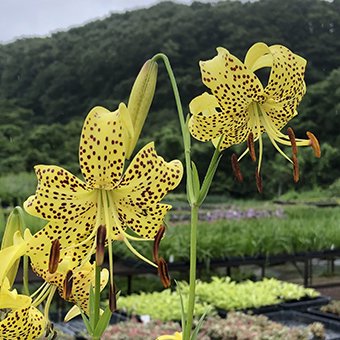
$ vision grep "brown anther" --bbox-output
[109,282,117,312]
[157,257,171,288]
[96,225,106,266]
[231,154,243,182]
[287,127,298,156]
[306,131,321,158]
[292,154,299,183]
[63,270,73,300]
[153,225,166,263]
[48,239,60,274]
[255,167,263,193]
[247,132,256,162]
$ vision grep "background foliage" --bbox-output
[0,0,339,201]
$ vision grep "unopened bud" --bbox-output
[48,239,60,274]
[306,131,321,158]
[1,207,25,286]
[63,270,73,300]
[109,282,117,312]
[292,154,299,183]
[247,132,256,162]
[158,257,171,288]
[153,226,166,263]
[231,154,243,182]
[255,168,263,193]
[126,60,158,159]
[96,225,106,266]
[287,127,298,156]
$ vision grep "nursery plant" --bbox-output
[0,39,320,340]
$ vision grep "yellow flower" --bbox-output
[0,277,46,340]
[24,105,183,274]
[189,43,320,186]
[157,332,182,340]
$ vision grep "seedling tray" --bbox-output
[266,310,340,340]
[280,296,330,311]
[308,307,340,322]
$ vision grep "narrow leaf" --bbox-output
[94,306,112,336]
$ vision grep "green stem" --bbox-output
[22,255,30,295]
[93,264,101,328]
[183,204,199,340]
[151,53,195,205]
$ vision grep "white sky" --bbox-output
[0,0,204,43]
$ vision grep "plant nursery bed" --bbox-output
[280,296,331,311]
[308,307,340,322]
[265,310,340,340]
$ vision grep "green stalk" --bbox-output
[22,255,30,295]
[151,53,195,205]
[93,263,101,329]
[184,204,199,339]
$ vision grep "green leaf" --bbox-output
[80,309,93,335]
[89,285,96,331]
[175,279,186,330]
[190,306,212,340]
[93,306,112,337]
[191,161,201,200]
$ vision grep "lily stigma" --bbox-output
[189,42,320,190]
[24,104,183,292]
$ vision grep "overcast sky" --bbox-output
[0,0,204,43]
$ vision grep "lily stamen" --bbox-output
[247,132,256,162]
[307,131,321,158]
[158,257,171,288]
[109,282,117,313]
[231,153,243,182]
[292,154,299,183]
[95,225,106,266]
[63,270,73,300]
[48,239,60,274]
[153,225,166,263]
[287,127,298,155]
[255,167,263,193]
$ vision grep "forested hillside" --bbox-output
[0,0,339,198]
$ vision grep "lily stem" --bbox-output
[183,203,199,340]
[93,263,101,329]
[22,255,30,295]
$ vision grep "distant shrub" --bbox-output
[0,172,37,206]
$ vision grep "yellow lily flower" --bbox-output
[156,332,182,340]
[24,105,183,275]
[0,278,46,339]
[189,42,320,186]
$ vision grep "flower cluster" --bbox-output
[0,42,320,339]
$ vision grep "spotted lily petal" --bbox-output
[0,306,45,340]
[24,165,96,222]
[79,105,128,189]
[113,142,183,239]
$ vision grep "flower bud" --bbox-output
[126,59,158,159]
[1,207,25,286]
